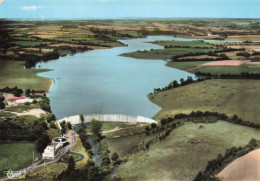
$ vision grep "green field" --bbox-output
[23,162,67,181]
[192,65,260,75]
[4,103,40,113]
[0,141,40,176]
[61,153,81,161]
[148,79,260,124]
[46,128,61,140]
[9,41,52,47]
[166,61,210,70]
[0,60,52,91]
[154,40,217,48]
[116,121,260,180]
[121,47,220,60]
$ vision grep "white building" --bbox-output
[42,142,64,159]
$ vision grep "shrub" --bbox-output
[0,95,5,101]
[111,152,119,161]
[151,123,157,129]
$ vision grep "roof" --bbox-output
[9,96,26,101]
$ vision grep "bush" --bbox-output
[32,99,38,104]
[0,101,5,109]
[0,95,5,101]
[50,121,57,129]
[111,152,119,161]
[151,123,157,129]
[161,119,167,125]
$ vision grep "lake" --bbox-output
[37,36,195,119]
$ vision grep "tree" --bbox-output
[173,80,179,87]
[67,121,72,130]
[36,134,50,153]
[61,124,67,136]
[90,118,102,141]
[180,78,184,85]
[161,119,167,125]
[80,114,85,127]
[0,95,5,101]
[88,166,103,181]
[67,156,75,171]
[111,152,119,161]
[151,123,157,129]
[50,121,57,129]
[0,101,5,109]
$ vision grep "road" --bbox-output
[0,130,77,181]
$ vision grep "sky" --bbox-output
[0,0,260,19]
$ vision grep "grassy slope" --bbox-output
[0,60,52,91]
[116,121,260,181]
[0,141,40,176]
[148,79,260,124]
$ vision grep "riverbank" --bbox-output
[48,79,54,93]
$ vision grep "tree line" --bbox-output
[195,71,260,79]
[152,76,204,94]
[0,86,23,97]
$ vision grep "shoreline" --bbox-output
[48,79,54,93]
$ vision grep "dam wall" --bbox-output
[56,114,157,129]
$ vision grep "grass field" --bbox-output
[46,128,60,140]
[166,61,210,70]
[104,124,147,157]
[148,79,260,124]
[9,41,52,47]
[23,162,67,181]
[121,47,219,60]
[154,40,217,48]
[116,121,260,180]
[4,103,40,113]
[0,141,40,176]
[192,65,260,75]
[61,153,81,161]
[0,60,52,91]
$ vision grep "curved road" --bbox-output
[0,130,77,181]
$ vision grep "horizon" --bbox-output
[0,0,260,19]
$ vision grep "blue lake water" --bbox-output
[37,36,196,119]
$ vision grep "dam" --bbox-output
[56,114,157,128]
